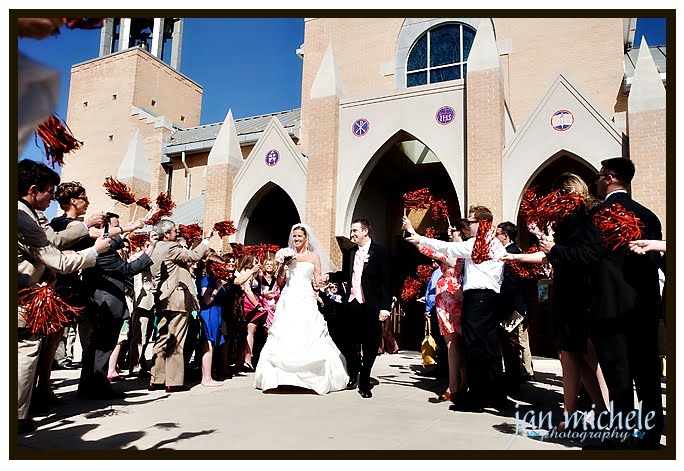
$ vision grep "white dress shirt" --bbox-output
[418,234,506,293]
[348,240,370,303]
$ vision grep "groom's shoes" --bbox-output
[346,378,358,390]
[358,389,372,399]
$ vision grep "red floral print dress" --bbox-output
[418,245,465,335]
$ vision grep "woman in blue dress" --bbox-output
[199,254,231,387]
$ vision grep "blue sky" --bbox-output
[17,16,666,218]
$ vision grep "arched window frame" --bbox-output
[405,22,477,87]
[394,18,490,89]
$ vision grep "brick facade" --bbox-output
[203,163,238,251]
[465,69,505,221]
[627,108,667,232]
[304,95,341,265]
[62,48,202,219]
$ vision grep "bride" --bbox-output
[254,223,349,395]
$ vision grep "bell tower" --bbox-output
[61,17,202,218]
[98,18,184,70]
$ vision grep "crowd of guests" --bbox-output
[17,156,666,450]
[17,159,344,433]
[401,157,666,450]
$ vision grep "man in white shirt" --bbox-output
[405,205,507,411]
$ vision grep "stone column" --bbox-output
[304,43,344,265]
[627,38,667,232]
[465,19,505,221]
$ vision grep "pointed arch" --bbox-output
[236,181,300,246]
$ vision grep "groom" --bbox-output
[326,219,391,398]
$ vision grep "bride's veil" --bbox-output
[287,222,338,275]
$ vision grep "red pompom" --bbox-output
[19,285,82,335]
[423,227,437,239]
[403,188,434,210]
[206,259,234,281]
[127,233,149,253]
[416,265,434,284]
[103,176,137,205]
[520,188,583,230]
[213,220,237,237]
[401,277,422,302]
[471,220,494,264]
[136,197,151,211]
[592,203,644,251]
[506,246,547,279]
[145,193,176,226]
[430,200,450,221]
[178,223,203,243]
[242,243,281,262]
[229,243,244,258]
[35,115,82,167]
[62,18,105,29]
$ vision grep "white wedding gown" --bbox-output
[254,261,349,395]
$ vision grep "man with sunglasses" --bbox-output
[590,157,663,449]
[404,205,508,411]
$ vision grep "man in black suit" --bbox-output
[326,219,391,398]
[590,157,663,449]
[78,215,157,399]
[495,222,533,391]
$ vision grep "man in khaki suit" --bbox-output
[148,219,211,392]
[17,160,110,434]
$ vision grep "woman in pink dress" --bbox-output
[404,219,466,403]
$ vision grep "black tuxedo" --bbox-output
[498,243,526,387]
[589,192,663,449]
[328,240,391,392]
[79,237,153,396]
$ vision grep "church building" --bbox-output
[60,18,667,341]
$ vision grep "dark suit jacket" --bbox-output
[589,192,662,322]
[499,243,527,318]
[85,237,153,319]
[546,207,603,321]
[328,240,392,313]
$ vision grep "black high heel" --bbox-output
[243,362,255,372]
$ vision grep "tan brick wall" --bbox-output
[494,18,624,127]
[62,48,202,219]
[131,49,202,128]
[203,164,237,252]
[627,108,666,232]
[170,152,209,203]
[300,18,403,152]
[304,95,341,266]
[466,69,504,222]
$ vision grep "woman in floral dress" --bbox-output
[405,220,466,403]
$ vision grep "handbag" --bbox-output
[421,318,437,366]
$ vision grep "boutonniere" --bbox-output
[363,253,370,263]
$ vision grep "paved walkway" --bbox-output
[15,351,667,454]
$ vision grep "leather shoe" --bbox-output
[358,389,372,399]
[346,379,358,390]
[165,385,190,393]
[18,418,37,435]
[148,383,165,391]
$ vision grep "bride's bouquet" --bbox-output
[275,247,296,265]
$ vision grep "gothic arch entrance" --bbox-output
[242,183,300,248]
[350,130,461,350]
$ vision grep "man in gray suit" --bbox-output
[148,219,211,392]
[18,160,110,433]
[78,215,157,399]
